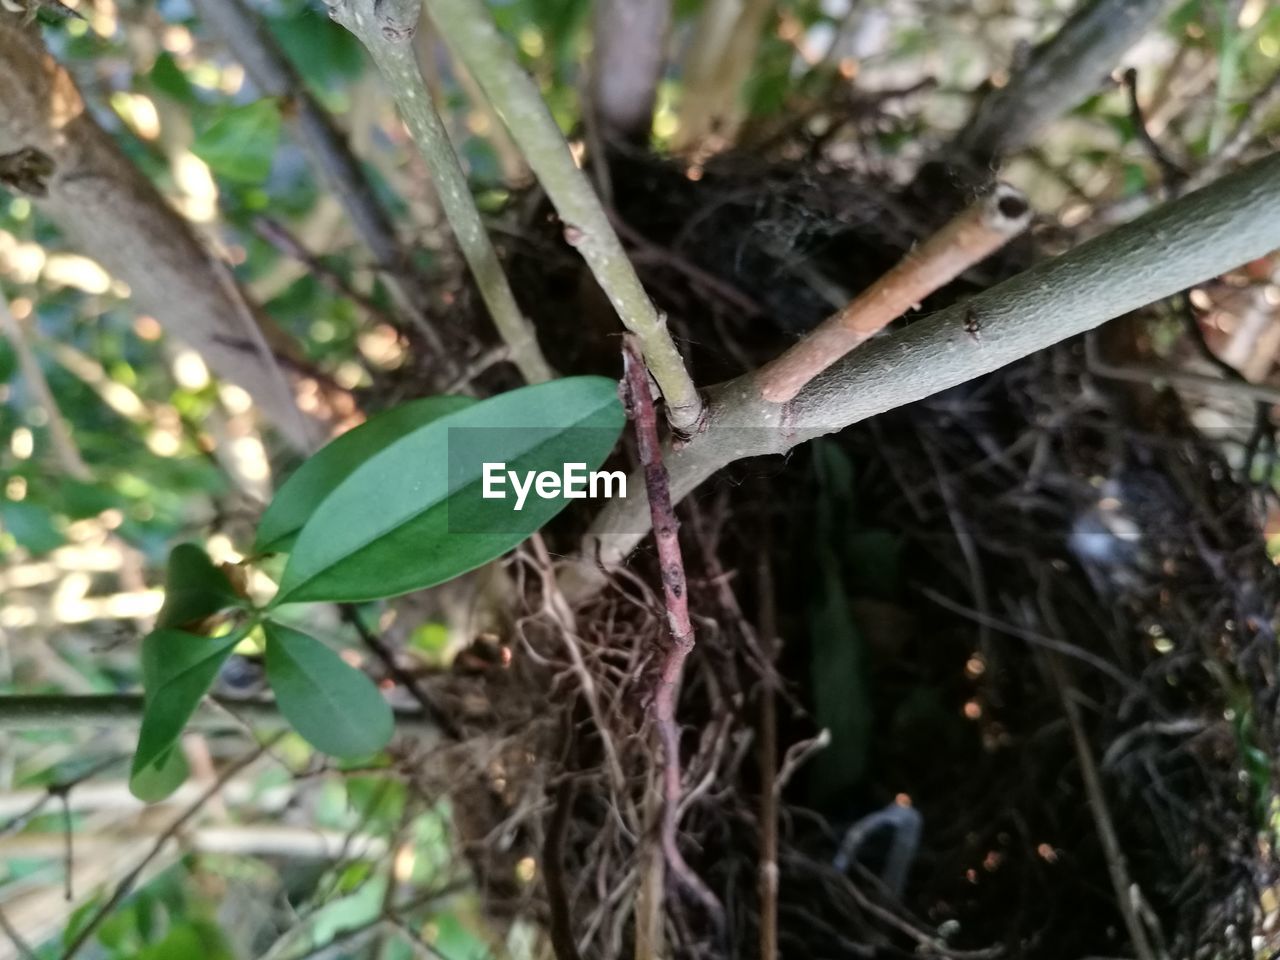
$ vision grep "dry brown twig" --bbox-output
[756,557,780,960]
[59,735,284,960]
[757,183,1033,403]
[619,337,725,940]
[1035,581,1165,960]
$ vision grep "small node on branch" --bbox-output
[756,182,1033,404]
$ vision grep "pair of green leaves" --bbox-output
[132,378,626,800]
[130,546,393,800]
[130,618,394,800]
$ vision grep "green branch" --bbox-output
[327,0,554,385]
[422,0,706,433]
[574,151,1280,585]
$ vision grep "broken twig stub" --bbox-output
[757,183,1032,404]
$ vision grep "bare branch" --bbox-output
[326,0,554,385]
[424,0,705,433]
[192,0,445,351]
[59,736,283,960]
[591,0,669,141]
[0,295,90,479]
[945,0,1172,174]
[620,338,723,931]
[757,183,1031,403]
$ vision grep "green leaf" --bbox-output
[267,13,365,93]
[264,623,393,757]
[845,530,903,602]
[60,480,121,520]
[128,745,190,803]
[1,500,66,554]
[0,338,15,383]
[149,52,196,104]
[156,543,243,630]
[136,921,233,960]
[273,377,624,604]
[807,547,871,805]
[129,629,242,798]
[256,396,475,554]
[192,100,281,183]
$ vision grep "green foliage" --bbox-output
[271,377,625,604]
[155,543,244,630]
[148,52,197,105]
[192,99,282,183]
[267,10,365,96]
[129,379,624,801]
[807,547,871,805]
[129,628,244,799]
[263,622,394,758]
[256,395,476,554]
[804,442,905,804]
[0,338,15,383]
[0,499,66,554]
[133,921,234,960]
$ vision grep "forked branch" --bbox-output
[424,0,706,433]
[574,151,1280,586]
[327,0,554,385]
[757,184,1031,403]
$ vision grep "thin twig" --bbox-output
[1122,68,1186,194]
[619,337,724,933]
[424,0,705,433]
[326,0,553,385]
[0,693,438,737]
[339,604,459,742]
[60,736,283,960]
[0,295,90,480]
[0,906,37,960]
[1037,582,1163,960]
[253,217,401,329]
[193,0,446,352]
[528,535,629,800]
[756,555,780,960]
[0,755,124,837]
[1199,66,1280,181]
[1083,334,1280,407]
[774,730,830,795]
[757,184,1032,403]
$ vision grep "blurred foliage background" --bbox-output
[1,0,1279,956]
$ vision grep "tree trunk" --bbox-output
[0,20,316,450]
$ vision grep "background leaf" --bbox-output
[0,500,66,554]
[272,377,624,604]
[256,395,475,554]
[156,543,243,630]
[192,99,282,183]
[129,629,242,797]
[807,548,872,806]
[264,622,393,757]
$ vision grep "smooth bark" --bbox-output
[576,151,1280,581]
